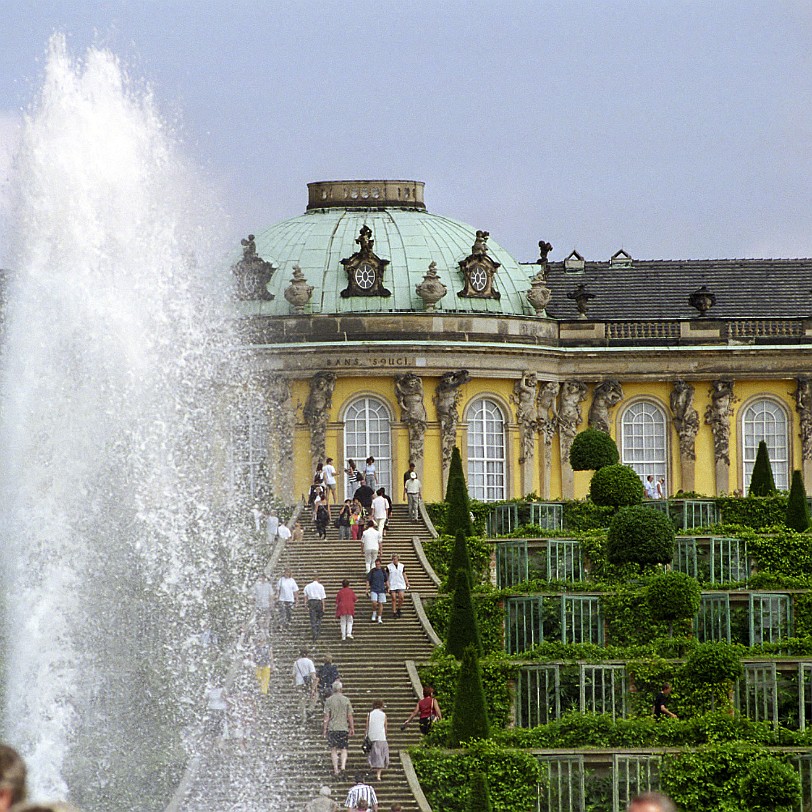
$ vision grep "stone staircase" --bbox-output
[176,503,439,812]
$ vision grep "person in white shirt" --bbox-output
[371,488,388,536]
[404,472,422,521]
[645,475,657,500]
[266,510,280,543]
[303,575,327,642]
[253,572,274,632]
[251,504,263,533]
[361,521,381,573]
[293,648,317,722]
[386,554,410,619]
[277,523,292,543]
[276,568,299,627]
[323,457,338,505]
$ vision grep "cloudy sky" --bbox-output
[1,1,812,266]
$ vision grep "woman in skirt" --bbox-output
[365,698,389,781]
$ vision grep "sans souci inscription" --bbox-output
[325,356,426,369]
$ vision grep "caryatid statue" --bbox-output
[512,372,539,465]
[588,380,624,434]
[434,370,471,484]
[394,373,428,466]
[303,371,336,468]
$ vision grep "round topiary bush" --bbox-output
[569,428,620,471]
[739,755,802,812]
[607,505,675,570]
[589,464,645,507]
[646,571,701,632]
[682,641,743,685]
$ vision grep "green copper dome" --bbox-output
[241,180,537,317]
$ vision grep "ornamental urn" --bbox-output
[415,262,447,311]
[284,264,314,314]
[526,270,552,316]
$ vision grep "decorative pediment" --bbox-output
[232,234,275,300]
[458,230,501,299]
[340,225,392,298]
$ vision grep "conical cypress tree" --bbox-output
[445,568,482,659]
[468,772,493,812]
[785,469,810,531]
[446,447,473,536]
[749,441,776,496]
[445,528,474,592]
[450,644,490,745]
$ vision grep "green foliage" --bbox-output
[607,506,675,571]
[646,572,701,627]
[562,499,617,530]
[749,441,777,496]
[785,469,810,531]
[569,427,619,471]
[746,526,812,576]
[739,755,803,812]
[681,641,744,714]
[446,570,483,659]
[426,590,504,656]
[422,532,490,585]
[411,740,542,812]
[589,464,645,507]
[450,645,490,745]
[445,446,473,536]
[468,772,493,812]
[445,529,474,592]
[716,496,788,529]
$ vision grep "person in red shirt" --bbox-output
[335,578,358,641]
[401,685,442,734]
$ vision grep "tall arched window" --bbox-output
[343,397,392,495]
[467,398,507,502]
[741,398,789,491]
[620,401,668,491]
[230,404,269,500]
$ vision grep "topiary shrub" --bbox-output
[445,569,483,659]
[739,755,802,812]
[589,464,645,507]
[749,440,776,496]
[681,641,743,713]
[446,446,473,536]
[607,505,675,571]
[468,772,494,812]
[450,644,490,745]
[569,427,619,471]
[646,572,702,635]
[785,469,810,532]
[445,529,474,592]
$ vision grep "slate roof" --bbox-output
[540,258,812,321]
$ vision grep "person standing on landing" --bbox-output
[366,557,388,624]
[404,471,422,521]
[323,457,338,505]
[386,554,409,619]
[336,578,358,640]
[364,456,377,491]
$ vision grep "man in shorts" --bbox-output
[366,557,388,623]
[323,679,354,776]
[323,457,338,505]
[386,554,410,619]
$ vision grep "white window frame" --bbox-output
[466,397,507,502]
[229,404,268,499]
[619,400,668,491]
[740,397,790,491]
[342,396,393,496]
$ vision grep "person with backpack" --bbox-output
[315,499,330,539]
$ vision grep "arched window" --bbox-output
[467,398,507,502]
[620,401,668,491]
[343,397,392,495]
[230,404,268,500]
[741,398,789,491]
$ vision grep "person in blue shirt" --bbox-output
[366,558,389,623]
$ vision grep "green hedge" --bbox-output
[717,495,788,529]
[422,533,490,585]
[426,589,504,655]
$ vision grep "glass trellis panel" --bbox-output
[229,404,268,499]
[792,753,812,812]
[742,398,789,491]
[547,539,584,582]
[562,596,603,644]
[467,398,507,502]
[496,540,528,589]
[580,664,626,719]
[710,537,749,583]
[799,664,812,732]
[343,397,392,495]
[505,596,544,654]
[620,401,668,487]
[642,499,670,515]
[749,593,792,645]
[518,665,561,727]
[681,500,719,529]
[487,504,518,536]
[537,755,585,812]
[612,755,660,812]
[737,662,779,727]
[530,502,564,530]
[695,593,731,642]
[673,537,699,578]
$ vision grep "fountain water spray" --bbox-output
[0,35,245,808]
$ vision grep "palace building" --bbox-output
[230,179,812,506]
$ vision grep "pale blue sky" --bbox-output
[1,1,812,265]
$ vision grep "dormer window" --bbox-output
[458,230,501,299]
[610,249,633,268]
[339,225,392,298]
[564,249,585,273]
